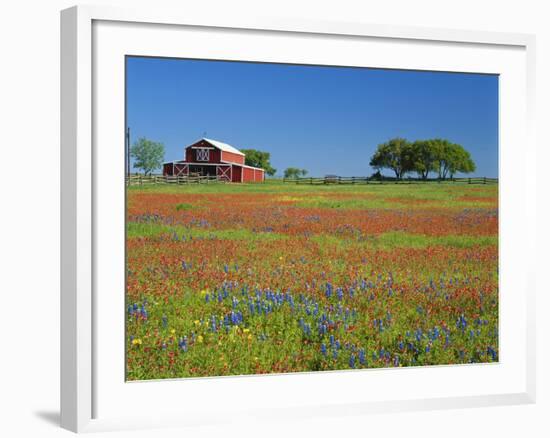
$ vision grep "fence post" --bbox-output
[468,178,471,184]
[483,177,486,184]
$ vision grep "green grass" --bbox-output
[310,231,497,249]
[175,203,194,211]
[293,196,495,210]
[128,179,497,209]
[128,222,496,249]
[127,222,288,241]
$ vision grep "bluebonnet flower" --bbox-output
[456,314,467,330]
[321,344,327,356]
[325,282,333,298]
[487,346,497,361]
[358,349,366,365]
[210,316,217,332]
[349,354,356,368]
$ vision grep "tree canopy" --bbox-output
[130,137,165,175]
[284,167,308,179]
[370,137,476,180]
[369,137,413,180]
[240,149,277,176]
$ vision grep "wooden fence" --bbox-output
[126,174,225,186]
[283,176,498,185]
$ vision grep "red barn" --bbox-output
[162,138,265,183]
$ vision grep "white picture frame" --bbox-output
[60,4,536,433]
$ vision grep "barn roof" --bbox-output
[201,138,245,156]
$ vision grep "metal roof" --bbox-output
[201,138,245,156]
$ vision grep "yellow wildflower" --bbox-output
[243,328,250,334]
[170,328,176,335]
[132,338,142,346]
[194,320,201,326]
[197,335,203,343]
[247,334,253,341]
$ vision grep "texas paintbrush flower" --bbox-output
[125,182,498,380]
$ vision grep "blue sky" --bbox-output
[126,57,498,177]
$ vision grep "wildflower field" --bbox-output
[126,181,498,380]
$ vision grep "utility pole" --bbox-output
[126,127,131,180]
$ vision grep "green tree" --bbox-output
[130,137,165,176]
[410,140,437,180]
[369,137,413,179]
[284,167,308,178]
[240,149,277,176]
[431,139,476,179]
[448,145,476,179]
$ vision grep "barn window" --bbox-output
[196,148,209,161]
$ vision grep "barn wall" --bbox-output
[163,163,173,176]
[254,169,264,182]
[173,163,189,176]
[221,150,245,165]
[231,166,242,183]
[186,146,221,163]
[216,165,231,181]
[242,167,255,182]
